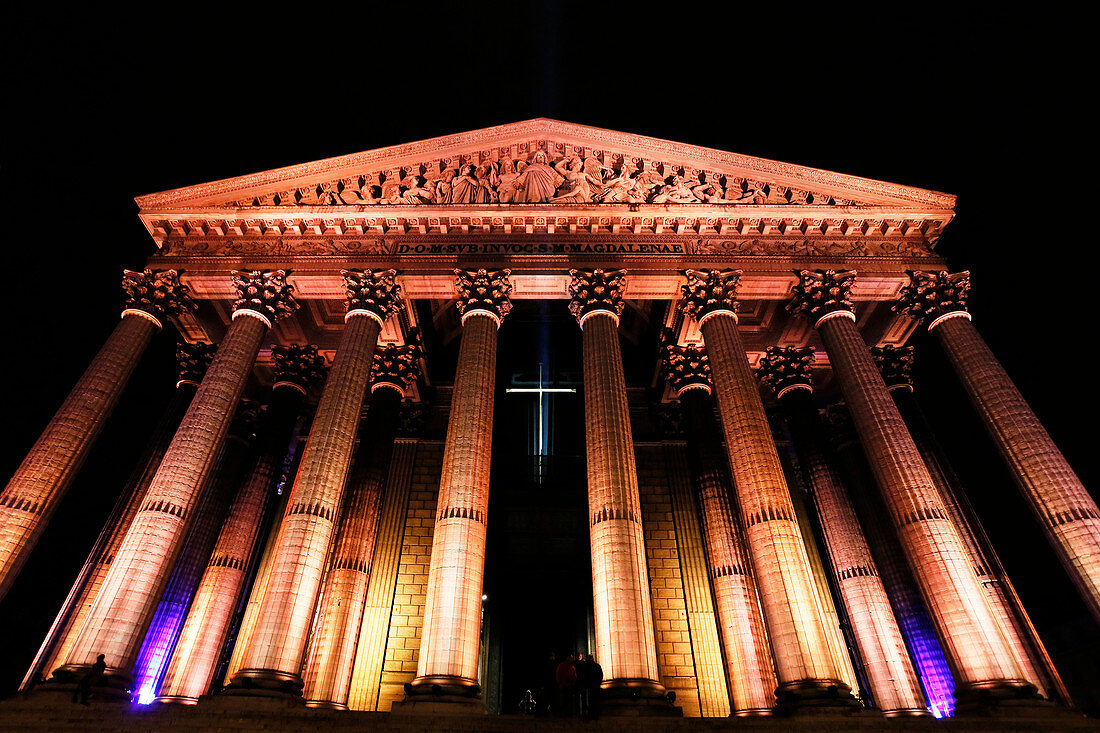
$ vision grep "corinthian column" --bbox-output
[896,271,1100,627]
[156,346,325,704]
[230,269,401,696]
[55,270,296,692]
[23,343,215,690]
[0,269,194,602]
[404,269,510,710]
[872,345,1067,703]
[663,344,776,715]
[570,269,676,714]
[679,270,853,710]
[757,346,927,716]
[789,269,1032,702]
[303,340,420,708]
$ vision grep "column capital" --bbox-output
[663,343,712,397]
[894,270,971,331]
[370,338,422,396]
[342,269,403,325]
[787,269,857,326]
[871,345,915,392]
[455,268,513,326]
[756,346,815,399]
[175,342,217,388]
[121,268,196,327]
[272,344,327,395]
[679,268,742,326]
[568,268,626,326]
[232,270,298,327]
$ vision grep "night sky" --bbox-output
[3,7,1097,709]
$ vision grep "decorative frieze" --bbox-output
[787,269,857,325]
[232,270,298,325]
[568,268,626,323]
[756,346,815,398]
[121,268,195,323]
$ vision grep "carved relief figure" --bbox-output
[652,175,702,204]
[512,150,564,203]
[551,157,603,204]
[492,159,520,203]
[595,160,641,203]
[450,164,481,204]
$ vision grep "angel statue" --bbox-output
[512,150,564,203]
[398,171,433,204]
[595,160,642,203]
[550,157,603,204]
[691,181,726,204]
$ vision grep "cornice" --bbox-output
[135,118,956,210]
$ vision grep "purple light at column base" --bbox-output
[897,609,955,717]
[132,600,190,704]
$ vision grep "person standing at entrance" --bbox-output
[555,654,577,716]
[574,652,589,718]
[586,654,603,719]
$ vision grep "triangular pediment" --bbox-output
[135,119,955,212]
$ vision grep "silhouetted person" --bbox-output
[72,654,106,705]
[539,652,557,716]
[519,689,537,715]
[574,653,590,718]
[586,654,603,720]
[555,654,577,716]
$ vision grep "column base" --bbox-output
[774,679,862,714]
[43,664,134,702]
[392,678,485,715]
[221,668,304,700]
[153,695,198,705]
[598,679,682,717]
[303,699,348,710]
[954,680,1056,716]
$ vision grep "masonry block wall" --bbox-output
[635,442,708,718]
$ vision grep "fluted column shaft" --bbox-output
[157,386,305,703]
[935,314,1100,626]
[815,313,1028,693]
[781,389,926,715]
[890,386,1065,702]
[23,381,197,689]
[701,314,848,699]
[680,388,775,714]
[0,312,159,601]
[414,313,498,690]
[582,311,662,690]
[59,311,270,684]
[232,315,382,692]
[304,385,402,708]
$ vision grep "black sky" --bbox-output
[2,5,1097,706]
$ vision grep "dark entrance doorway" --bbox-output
[483,300,591,714]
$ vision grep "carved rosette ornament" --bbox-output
[370,340,422,396]
[679,269,742,326]
[121,268,196,327]
[663,344,712,396]
[176,342,218,388]
[343,269,403,325]
[756,346,815,399]
[568,269,626,326]
[232,270,298,326]
[455,268,513,326]
[871,345,915,392]
[893,270,971,331]
[272,344,327,394]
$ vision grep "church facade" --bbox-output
[1,119,1096,720]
